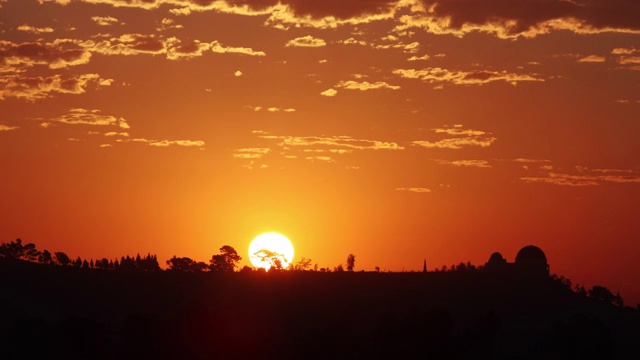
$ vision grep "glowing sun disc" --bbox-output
[249,232,294,270]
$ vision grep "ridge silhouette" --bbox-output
[1,239,638,359]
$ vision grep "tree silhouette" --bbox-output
[293,257,312,271]
[166,256,207,272]
[0,238,24,259]
[589,286,616,305]
[346,254,356,272]
[55,252,70,266]
[38,250,53,264]
[209,245,242,272]
[23,242,41,262]
[253,249,285,270]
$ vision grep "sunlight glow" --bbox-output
[249,232,294,270]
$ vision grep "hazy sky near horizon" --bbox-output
[1,0,639,300]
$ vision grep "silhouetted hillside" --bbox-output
[1,258,639,359]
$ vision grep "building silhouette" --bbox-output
[485,245,549,276]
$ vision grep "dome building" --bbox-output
[515,245,549,275]
[484,245,549,276]
[484,252,507,271]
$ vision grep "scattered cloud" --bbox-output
[395,0,640,39]
[49,108,129,129]
[393,67,543,86]
[521,167,640,186]
[258,133,404,151]
[0,73,110,101]
[413,125,497,150]
[435,159,492,168]
[396,187,431,193]
[321,88,338,97]
[578,55,606,63]
[0,124,18,131]
[210,40,266,56]
[0,39,92,72]
[335,80,400,91]
[158,18,183,31]
[91,16,120,26]
[285,35,326,48]
[248,106,295,112]
[35,0,640,37]
[117,138,205,148]
[408,54,430,61]
[17,25,54,34]
[233,148,270,159]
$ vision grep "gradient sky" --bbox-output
[1,0,639,302]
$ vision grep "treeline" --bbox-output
[0,238,633,309]
[0,238,159,271]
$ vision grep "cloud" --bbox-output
[17,25,54,34]
[435,159,491,168]
[285,35,326,48]
[0,73,109,101]
[0,40,92,72]
[77,35,265,60]
[321,88,338,97]
[49,108,130,128]
[210,40,266,56]
[396,0,640,39]
[233,148,270,159]
[413,125,497,150]
[80,34,168,56]
[235,131,402,167]
[521,167,640,186]
[393,67,543,86]
[396,187,431,193]
[248,106,295,112]
[91,16,120,26]
[36,0,640,37]
[118,138,205,147]
[259,133,404,151]
[104,131,129,137]
[234,70,243,77]
[408,54,430,61]
[38,0,399,29]
[0,124,18,131]
[335,80,401,91]
[158,18,184,31]
[578,55,606,63]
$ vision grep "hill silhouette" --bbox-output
[1,241,639,359]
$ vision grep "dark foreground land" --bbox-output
[1,260,639,359]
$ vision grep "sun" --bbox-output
[249,232,294,270]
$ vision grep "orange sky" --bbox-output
[1,0,639,302]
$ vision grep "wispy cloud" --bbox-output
[396,187,431,193]
[335,80,400,91]
[521,167,640,186]
[48,108,129,129]
[17,25,54,34]
[0,39,92,71]
[393,67,543,86]
[0,124,18,131]
[435,159,492,168]
[320,88,338,97]
[413,125,496,150]
[285,35,326,48]
[0,73,110,101]
[117,138,205,148]
[578,55,606,63]
[233,148,270,159]
[91,16,120,26]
